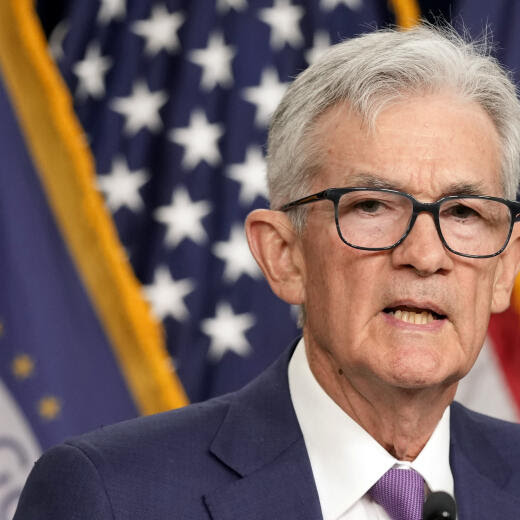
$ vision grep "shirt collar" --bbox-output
[288,338,453,520]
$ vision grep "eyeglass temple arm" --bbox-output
[280,190,330,211]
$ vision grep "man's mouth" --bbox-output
[383,306,446,325]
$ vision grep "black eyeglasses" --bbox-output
[280,187,520,258]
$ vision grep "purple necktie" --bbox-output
[368,468,424,520]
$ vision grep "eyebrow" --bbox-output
[345,172,488,198]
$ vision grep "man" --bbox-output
[14,24,520,519]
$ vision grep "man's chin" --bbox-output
[377,356,459,392]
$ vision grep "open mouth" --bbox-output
[383,306,446,325]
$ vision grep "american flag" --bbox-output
[50,0,401,402]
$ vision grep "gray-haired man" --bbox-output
[15,25,520,519]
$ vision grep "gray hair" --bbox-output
[267,24,520,230]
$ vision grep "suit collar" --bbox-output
[209,342,301,476]
[450,401,520,517]
[204,340,322,519]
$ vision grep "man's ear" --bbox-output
[491,227,520,313]
[245,209,305,305]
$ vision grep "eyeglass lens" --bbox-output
[336,190,512,256]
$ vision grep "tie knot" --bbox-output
[369,468,424,520]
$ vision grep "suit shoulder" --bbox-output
[16,394,238,519]
[70,392,233,460]
[14,443,114,519]
[451,401,520,452]
[451,401,520,432]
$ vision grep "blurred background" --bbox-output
[2,0,520,517]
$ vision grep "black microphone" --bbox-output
[423,491,457,520]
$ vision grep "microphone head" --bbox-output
[423,491,457,520]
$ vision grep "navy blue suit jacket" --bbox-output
[14,344,520,519]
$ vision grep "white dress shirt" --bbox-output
[288,339,454,520]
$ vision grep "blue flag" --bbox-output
[0,2,186,517]
[48,0,416,403]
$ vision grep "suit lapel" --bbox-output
[450,402,520,518]
[203,342,322,520]
[204,437,321,520]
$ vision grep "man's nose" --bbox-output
[391,212,453,275]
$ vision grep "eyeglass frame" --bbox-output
[280,187,520,259]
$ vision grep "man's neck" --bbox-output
[306,342,457,461]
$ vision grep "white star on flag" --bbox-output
[97,156,149,213]
[144,266,195,322]
[110,80,168,135]
[321,0,363,11]
[258,0,305,50]
[169,109,225,168]
[216,0,247,13]
[188,31,236,91]
[98,0,126,24]
[73,43,112,100]
[305,31,331,65]
[242,67,289,128]
[202,302,255,361]
[227,146,268,205]
[154,187,212,248]
[131,5,185,56]
[213,224,261,282]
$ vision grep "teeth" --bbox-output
[392,310,434,324]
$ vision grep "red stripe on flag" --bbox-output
[488,307,520,415]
